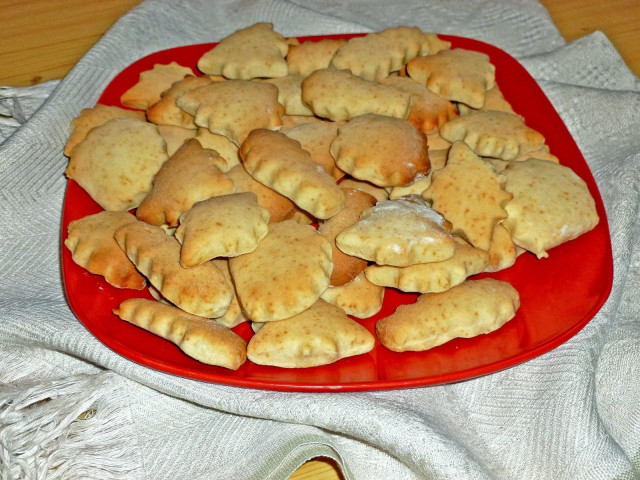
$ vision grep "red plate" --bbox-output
[61,34,613,392]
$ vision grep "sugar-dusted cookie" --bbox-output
[147,75,212,128]
[502,158,599,258]
[194,129,240,171]
[177,80,284,146]
[330,114,429,187]
[263,74,313,116]
[379,76,457,133]
[64,105,146,156]
[114,221,233,318]
[321,272,385,318]
[330,27,430,81]
[247,299,374,367]
[226,164,295,222]
[458,85,515,116]
[286,38,347,76]
[197,22,288,79]
[229,220,333,322]
[66,118,168,211]
[376,278,519,352]
[484,224,517,272]
[283,121,345,179]
[440,111,545,160]
[301,68,411,121]
[136,139,234,227]
[121,62,194,110]
[114,299,246,369]
[388,148,448,200]
[365,237,489,293]
[318,188,377,286]
[175,192,270,267]
[336,196,455,267]
[423,142,512,250]
[157,125,196,156]
[65,211,145,290]
[240,129,345,219]
[339,178,389,202]
[407,49,495,109]
[211,259,247,329]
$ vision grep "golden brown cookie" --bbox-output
[286,38,347,76]
[338,178,389,202]
[247,299,374,367]
[423,142,512,250]
[301,68,411,121]
[175,192,270,267]
[283,121,345,179]
[65,118,168,211]
[440,110,545,160]
[240,129,345,219]
[502,158,599,258]
[229,220,333,322]
[263,74,313,116]
[177,80,284,146]
[457,85,515,115]
[114,299,246,369]
[318,187,377,286]
[194,129,240,172]
[121,62,194,110]
[115,221,233,318]
[226,164,295,222]
[330,114,429,187]
[376,278,520,352]
[320,272,385,318]
[407,49,495,109]
[197,22,288,79]
[146,75,212,128]
[64,211,146,290]
[136,139,234,227]
[64,105,146,156]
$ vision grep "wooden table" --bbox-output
[1,2,637,479]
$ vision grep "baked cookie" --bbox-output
[423,142,512,250]
[193,129,240,172]
[247,299,374,367]
[365,237,489,293]
[226,164,295,222]
[197,22,288,79]
[457,85,515,116]
[263,74,313,116]
[211,259,247,329]
[280,115,324,130]
[177,80,284,146]
[136,139,234,227]
[320,272,385,318]
[376,278,520,352]
[175,192,270,267]
[338,178,389,202]
[114,221,233,318]
[502,158,599,258]
[336,196,455,267]
[229,220,333,322]
[65,118,168,211]
[286,38,347,76]
[64,105,145,156]
[330,114,429,187]
[156,125,196,156]
[301,68,411,121]
[240,129,345,219]
[121,62,194,110]
[147,75,212,128]
[114,299,246,370]
[64,211,145,290]
[379,75,457,133]
[388,148,448,200]
[407,49,495,109]
[318,187,377,286]
[440,110,545,160]
[483,224,517,272]
[283,121,345,180]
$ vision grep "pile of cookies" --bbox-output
[63,23,599,371]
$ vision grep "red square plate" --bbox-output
[61,34,613,392]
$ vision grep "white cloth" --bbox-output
[1,1,639,479]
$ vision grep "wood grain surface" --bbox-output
[1,1,637,479]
